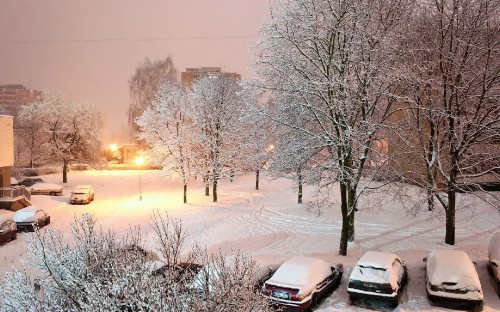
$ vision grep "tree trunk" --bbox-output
[255,169,260,190]
[204,174,209,196]
[445,190,455,245]
[183,183,187,204]
[297,170,302,204]
[62,160,68,183]
[427,188,434,211]
[339,181,349,256]
[347,187,356,242]
[212,177,218,202]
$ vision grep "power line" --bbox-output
[1,34,260,44]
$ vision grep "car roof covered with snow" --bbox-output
[13,206,40,223]
[426,250,481,290]
[489,231,500,263]
[349,251,402,286]
[73,185,92,192]
[264,256,332,294]
[30,182,63,190]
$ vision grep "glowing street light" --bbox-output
[135,156,144,201]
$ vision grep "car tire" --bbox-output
[309,294,318,311]
[391,293,400,308]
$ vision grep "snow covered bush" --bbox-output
[0,213,274,312]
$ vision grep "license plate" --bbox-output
[273,291,289,299]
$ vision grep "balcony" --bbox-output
[0,186,32,211]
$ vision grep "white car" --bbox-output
[262,256,343,311]
[488,231,500,296]
[70,185,94,204]
[347,251,407,307]
[29,182,63,196]
[425,249,483,306]
[13,206,51,231]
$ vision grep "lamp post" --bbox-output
[135,156,144,201]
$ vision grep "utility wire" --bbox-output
[1,34,259,44]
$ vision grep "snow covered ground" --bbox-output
[1,170,499,311]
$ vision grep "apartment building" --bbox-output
[181,67,241,86]
[0,84,41,120]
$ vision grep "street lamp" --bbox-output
[135,156,144,201]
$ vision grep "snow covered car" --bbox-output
[151,261,203,284]
[18,177,44,187]
[0,218,17,244]
[29,182,63,196]
[347,251,407,307]
[70,185,94,204]
[262,256,343,311]
[13,206,51,231]
[488,231,500,296]
[425,249,483,306]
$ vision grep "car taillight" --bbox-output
[290,293,307,301]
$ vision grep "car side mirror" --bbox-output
[472,261,478,266]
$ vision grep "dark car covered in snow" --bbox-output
[262,256,343,311]
[348,251,407,307]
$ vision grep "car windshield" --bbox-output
[74,189,88,194]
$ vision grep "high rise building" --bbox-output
[181,67,241,86]
[0,84,41,119]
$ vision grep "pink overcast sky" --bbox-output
[0,0,269,141]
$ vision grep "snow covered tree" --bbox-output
[190,76,252,202]
[394,0,500,245]
[253,0,409,255]
[128,57,178,140]
[24,93,104,183]
[16,102,51,168]
[0,213,274,312]
[136,82,194,203]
